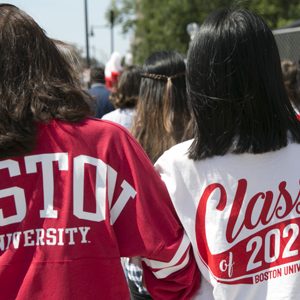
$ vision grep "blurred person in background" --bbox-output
[281,59,300,115]
[128,50,193,299]
[102,66,141,130]
[155,8,300,300]
[0,4,201,299]
[105,51,123,92]
[88,66,114,118]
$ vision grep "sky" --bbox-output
[2,0,131,64]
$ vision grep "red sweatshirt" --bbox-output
[0,118,200,300]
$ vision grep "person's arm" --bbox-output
[107,124,200,299]
[142,232,200,299]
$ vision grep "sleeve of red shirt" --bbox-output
[106,124,200,300]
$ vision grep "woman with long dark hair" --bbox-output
[129,50,193,299]
[155,8,300,300]
[0,4,200,299]
[132,50,193,163]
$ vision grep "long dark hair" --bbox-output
[187,8,300,160]
[131,51,192,163]
[0,4,92,158]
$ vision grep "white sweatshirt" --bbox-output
[156,139,300,300]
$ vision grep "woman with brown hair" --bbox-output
[131,50,193,163]
[128,51,193,299]
[102,66,141,130]
[281,59,300,113]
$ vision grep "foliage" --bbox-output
[107,0,300,64]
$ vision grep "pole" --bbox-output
[110,10,114,54]
[84,0,90,67]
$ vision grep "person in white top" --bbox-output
[155,8,300,300]
[102,66,141,130]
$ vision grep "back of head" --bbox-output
[53,39,83,82]
[0,4,91,158]
[281,60,300,109]
[281,60,297,80]
[90,66,105,84]
[111,66,141,109]
[132,50,192,163]
[187,8,300,160]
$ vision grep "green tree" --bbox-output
[245,0,300,28]
[109,0,300,64]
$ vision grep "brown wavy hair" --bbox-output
[131,51,193,163]
[110,66,141,109]
[281,60,300,110]
[0,4,92,158]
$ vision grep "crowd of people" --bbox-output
[0,3,300,300]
